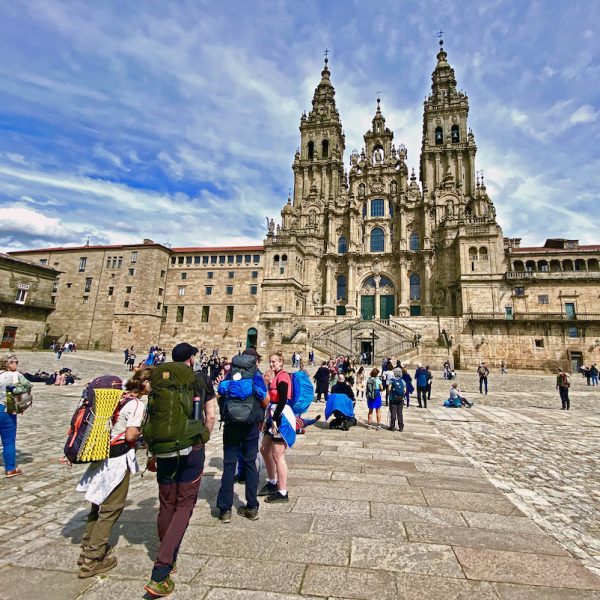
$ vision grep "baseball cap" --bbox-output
[172,342,198,362]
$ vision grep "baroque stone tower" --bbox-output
[260,40,507,338]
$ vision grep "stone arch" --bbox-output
[525,260,537,272]
[538,259,549,272]
[513,260,525,272]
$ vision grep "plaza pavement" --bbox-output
[0,351,599,599]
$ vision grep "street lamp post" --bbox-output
[372,328,376,365]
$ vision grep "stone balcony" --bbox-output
[505,270,600,281]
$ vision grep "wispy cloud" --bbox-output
[0,0,597,252]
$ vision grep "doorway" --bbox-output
[246,327,258,349]
[360,341,373,365]
[564,303,576,319]
[569,351,583,373]
[380,295,395,320]
[1,326,17,349]
[361,296,375,320]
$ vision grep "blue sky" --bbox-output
[0,0,598,251]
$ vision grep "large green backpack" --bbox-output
[143,362,209,454]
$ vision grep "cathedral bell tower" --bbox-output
[420,39,477,207]
[293,57,346,208]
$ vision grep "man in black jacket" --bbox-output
[313,362,330,403]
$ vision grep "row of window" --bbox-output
[174,305,235,323]
[171,254,261,267]
[180,271,259,280]
[338,231,420,254]
[335,274,421,301]
[180,285,258,296]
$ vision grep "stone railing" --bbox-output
[469,312,600,322]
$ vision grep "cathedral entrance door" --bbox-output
[360,342,373,365]
[380,295,395,320]
[361,296,375,320]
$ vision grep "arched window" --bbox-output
[338,236,347,254]
[370,227,385,252]
[281,254,288,263]
[273,254,280,263]
[451,124,460,143]
[371,199,384,217]
[525,260,536,272]
[469,247,478,260]
[538,260,549,272]
[588,259,599,272]
[336,275,347,300]
[435,126,443,145]
[409,232,419,251]
[479,247,488,261]
[321,139,329,159]
[575,259,586,271]
[550,260,561,272]
[307,141,314,160]
[513,260,525,272]
[410,274,421,300]
[563,259,574,271]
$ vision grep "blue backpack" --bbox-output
[390,377,405,403]
[217,355,266,423]
[288,370,314,416]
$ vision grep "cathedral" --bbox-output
[6,42,600,371]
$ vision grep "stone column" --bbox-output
[423,258,433,316]
[347,260,357,316]
[398,259,409,316]
[323,261,334,315]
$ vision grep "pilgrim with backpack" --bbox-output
[388,368,405,432]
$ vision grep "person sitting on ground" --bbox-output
[295,414,321,434]
[330,374,355,403]
[449,382,472,408]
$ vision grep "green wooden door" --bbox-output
[361,296,375,320]
[380,295,395,320]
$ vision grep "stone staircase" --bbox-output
[311,318,416,363]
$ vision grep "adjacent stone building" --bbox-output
[9,42,600,371]
[0,253,59,349]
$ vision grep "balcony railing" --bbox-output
[0,293,55,310]
[506,271,600,280]
[469,311,600,322]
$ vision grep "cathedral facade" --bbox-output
[7,43,600,371]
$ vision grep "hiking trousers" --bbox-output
[417,386,428,408]
[152,446,205,583]
[217,423,259,513]
[559,387,570,410]
[389,402,404,431]
[81,469,130,561]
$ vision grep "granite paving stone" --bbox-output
[1,352,599,598]
[351,537,465,577]
[454,546,600,589]
[405,522,570,555]
[301,565,399,600]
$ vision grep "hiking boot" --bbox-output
[237,506,259,520]
[78,544,113,566]
[78,555,118,579]
[264,491,289,504]
[144,576,175,597]
[257,481,278,496]
[218,510,232,523]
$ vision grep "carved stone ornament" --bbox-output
[370,177,384,194]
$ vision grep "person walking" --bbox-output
[0,354,24,477]
[143,343,215,597]
[414,363,428,408]
[388,368,405,431]
[313,362,330,403]
[216,348,267,523]
[500,361,508,374]
[425,365,433,403]
[556,368,571,410]
[402,367,414,408]
[75,369,150,578]
[477,362,489,394]
[355,366,366,400]
[365,368,383,429]
[259,351,293,503]
[590,364,599,387]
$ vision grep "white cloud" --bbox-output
[569,104,597,124]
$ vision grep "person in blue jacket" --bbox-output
[414,363,429,408]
